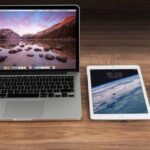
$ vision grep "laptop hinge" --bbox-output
[0,71,68,76]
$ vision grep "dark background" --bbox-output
[91,69,138,88]
[1,0,150,20]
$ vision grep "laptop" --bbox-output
[0,5,82,120]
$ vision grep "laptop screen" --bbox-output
[0,6,79,71]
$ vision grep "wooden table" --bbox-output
[1,19,150,150]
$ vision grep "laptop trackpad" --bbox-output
[4,100,44,119]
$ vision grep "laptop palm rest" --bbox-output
[4,99,44,119]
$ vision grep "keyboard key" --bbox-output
[40,93,47,97]
[7,93,39,98]
[0,94,6,98]
[48,93,54,97]
[55,95,61,97]
[0,75,74,98]
[62,93,67,97]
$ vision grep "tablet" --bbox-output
[87,65,150,120]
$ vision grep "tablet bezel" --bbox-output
[87,65,150,120]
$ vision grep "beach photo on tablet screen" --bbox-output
[91,69,148,114]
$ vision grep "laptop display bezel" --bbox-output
[0,5,79,75]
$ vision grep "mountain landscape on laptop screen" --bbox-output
[0,10,77,70]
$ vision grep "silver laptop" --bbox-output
[0,5,82,120]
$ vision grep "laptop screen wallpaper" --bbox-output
[0,9,77,70]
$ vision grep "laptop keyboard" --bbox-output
[0,76,74,98]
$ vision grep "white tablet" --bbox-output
[87,65,150,120]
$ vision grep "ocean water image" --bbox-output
[92,75,148,114]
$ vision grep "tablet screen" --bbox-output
[90,69,148,114]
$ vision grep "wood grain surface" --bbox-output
[0,19,150,150]
[1,1,150,149]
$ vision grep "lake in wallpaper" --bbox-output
[0,10,77,69]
